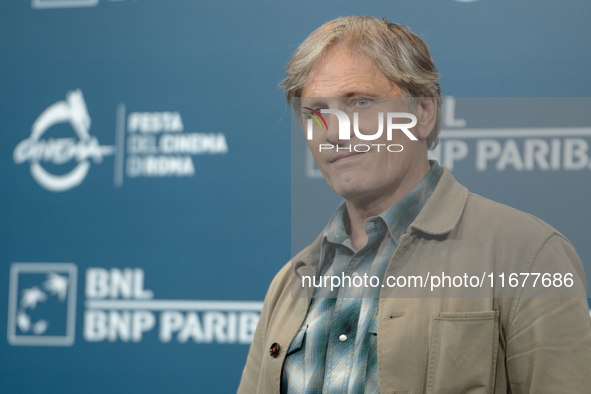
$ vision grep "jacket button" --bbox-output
[269,342,280,358]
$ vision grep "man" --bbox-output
[238,16,591,393]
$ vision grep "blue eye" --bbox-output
[355,98,370,107]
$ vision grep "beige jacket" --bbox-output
[238,168,591,394]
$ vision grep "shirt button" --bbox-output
[269,342,280,357]
[339,334,347,342]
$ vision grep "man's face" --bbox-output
[301,44,429,205]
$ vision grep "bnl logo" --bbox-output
[7,263,77,346]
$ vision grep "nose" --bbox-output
[322,109,352,146]
[324,115,340,145]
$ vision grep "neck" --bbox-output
[345,160,430,250]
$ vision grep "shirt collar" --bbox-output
[291,165,470,290]
[322,160,443,248]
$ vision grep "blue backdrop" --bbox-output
[1,1,590,393]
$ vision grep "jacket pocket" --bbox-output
[426,311,499,394]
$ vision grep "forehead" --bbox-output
[301,44,403,98]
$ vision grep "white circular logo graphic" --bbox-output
[13,89,114,192]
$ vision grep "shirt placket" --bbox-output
[322,219,385,393]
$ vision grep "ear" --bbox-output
[414,96,437,141]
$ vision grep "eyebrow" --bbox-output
[300,98,327,108]
[300,91,378,107]
[337,90,378,97]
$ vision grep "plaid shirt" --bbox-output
[282,161,443,394]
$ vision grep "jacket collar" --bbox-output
[292,166,469,275]
[407,167,468,235]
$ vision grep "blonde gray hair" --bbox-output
[281,16,442,149]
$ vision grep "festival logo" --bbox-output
[13,90,114,192]
[14,89,229,191]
